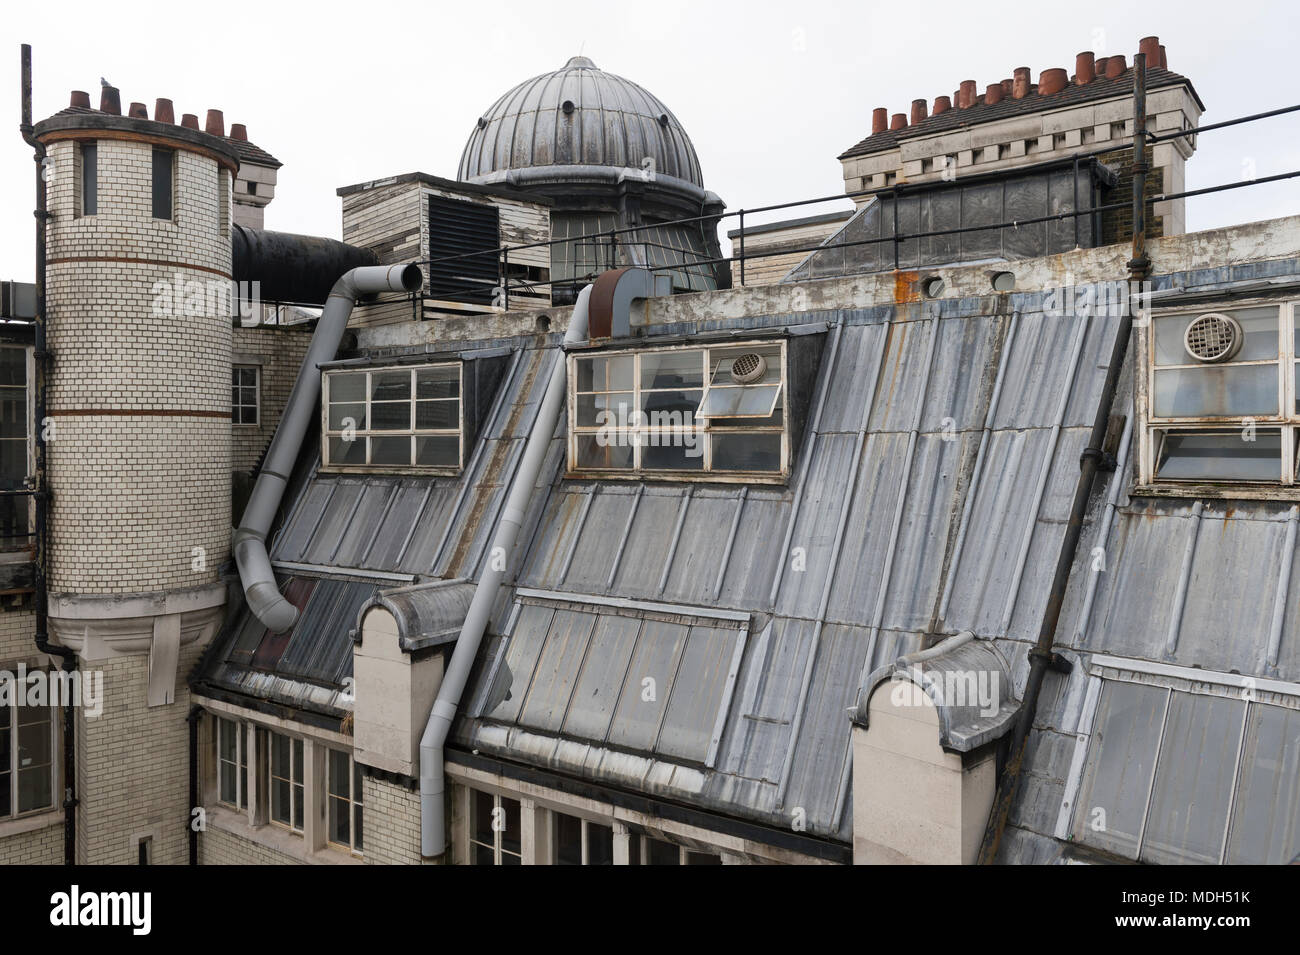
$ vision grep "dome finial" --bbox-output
[565,55,597,70]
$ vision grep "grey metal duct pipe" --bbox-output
[231,226,381,306]
[234,264,422,631]
[420,284,593,859]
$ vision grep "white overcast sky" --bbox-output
[4,0,1299,279]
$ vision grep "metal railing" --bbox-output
[412,72,1300,311]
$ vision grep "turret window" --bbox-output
[151,147,174,220]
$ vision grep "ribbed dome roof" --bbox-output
[457,56,704,188]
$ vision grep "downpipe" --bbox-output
[420,284,592,859]
[21,43,78,867]
[977,53,1150,864]
[233,264,422,632]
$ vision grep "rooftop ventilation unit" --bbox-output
[1184,312,1243,363]
[730,352,768,384]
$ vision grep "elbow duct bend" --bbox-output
[234,263,422,632]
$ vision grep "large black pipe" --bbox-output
[978,54,1150,865]
[231,226,381,306]
[21,43,78,867]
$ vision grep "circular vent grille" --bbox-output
[1184,313,1242,363]
[730,353,767,384]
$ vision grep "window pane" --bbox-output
[645,838,680,865]
[370,436,411,466]
[271,733,289,778]
[415,400,458,430]
[328,750,349,798]
[81,143,97,215]
[642,389,702,419]
[354,802,363,851]
[327,436,367,466]
[1073,681,1168,859]
[698,383,781,418]
[293,783,304,831]
[686,851,722,865]
[328,373,367,402]
[471,789,495,846]
[272,779,291,825]
[370,371,411,402]
[327,402,367,431]
[370,402,411,431]
[576,355,633,392]
[1155,429,1281,482]
[711,432,782,472]
[1227,703,1300,864]
[1152,364,1278,417]
[416,366,459,399]
[415,435,459,468]
[586,822,614,865]
[574,434,634,470]
[641,439,704,471]
[576,392,634,428]
[293,738,303,780]
[555,812,582,865]
[152,148,173,220]
[1154,307,1278,365]
[640,351,703,389]
[472,841,495,865]
[18,765,51,813]
[329,796,350,845]
[1143,692,1244,864]
[500,797,521,857]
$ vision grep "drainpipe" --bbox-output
[20,43,78,867]
[234,264,422,631]
[186,705,201,865]
[977,53,1149,864]
[420,283,593,859]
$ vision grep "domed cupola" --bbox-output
[457,56,729,299]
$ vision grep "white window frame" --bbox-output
[232,364,260,427]
[1140,298,1300,487]
[325,748,363,856]
[321,363,463,474]
[567,339,789,481]
[216,716,248,812]
[1057,655,1300,863]
[267,730,304,835]
[1,678,58,820]
[552,811,615,865]
[468,789,522,865]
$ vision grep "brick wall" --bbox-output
[199,824,301,865]
[42,137,231,596]
[1100,144,1167,246]
[362,774,427,865]
[0,817,62,864]
[74,641,206,864]
[231,325,312,475]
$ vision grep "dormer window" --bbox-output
[321,363,462,472]
[568,340,788,479]
[1142,301,1300,486]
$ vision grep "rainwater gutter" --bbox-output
[977,53,1152,865]
[419,283,594,859]
[234,264,422,632]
